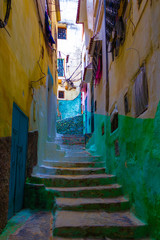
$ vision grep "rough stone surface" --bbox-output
[56,115,83,135]
[0,136,11,234]
[53,211,147,238]
[4,211,53,240]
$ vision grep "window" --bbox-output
[134,67,148,117]
[57,59,64,77]
[58,91,64,99]
[58,27,67,39]
[111,108,118,133]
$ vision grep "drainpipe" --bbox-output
[103,0,109,113]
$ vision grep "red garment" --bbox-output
[95,56,102,86]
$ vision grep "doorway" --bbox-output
[8,103,28,219]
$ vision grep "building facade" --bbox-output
[77,0,160,238]
[57,0,82,120]
[0,0,60,232]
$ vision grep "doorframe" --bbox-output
[8,102,29,219]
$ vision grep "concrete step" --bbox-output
[64,151,90,157]
[47,184,122,198]
[30,174,116,188]
[34,166,106,175]
[43,160,105,168]
[61,155,102,162]
[55,196,130,212]
[53,238,151,240]
[53,211,147,239]
[55,135,85,145]
[59,145,85,151]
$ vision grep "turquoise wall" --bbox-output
[87,102,160,239]
[58,93,81,120]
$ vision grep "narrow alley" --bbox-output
[0,0,160,239]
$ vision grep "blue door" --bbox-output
[8,103,28,219]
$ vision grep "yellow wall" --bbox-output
[108,0,160,118]
[0,0,58,137]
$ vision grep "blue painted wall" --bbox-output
[58,93,81,120]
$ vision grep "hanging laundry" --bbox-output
[45,11,55,46]
[95,56,102,86]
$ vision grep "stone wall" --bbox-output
[0,137,11,234]
[56,115,83,135]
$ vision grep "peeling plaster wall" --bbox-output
[0,0,58,232]
[30,84,57,166]
[107,0,160,118]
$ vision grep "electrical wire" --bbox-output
[70,70,81,80]
[31,53,46,85]
[68,62,82,80]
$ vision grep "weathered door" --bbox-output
[8,103,28,219]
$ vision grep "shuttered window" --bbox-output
[134,67,148,117]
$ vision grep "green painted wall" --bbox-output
[87,102,160,239]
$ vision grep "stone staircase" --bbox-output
[29,135,149,239]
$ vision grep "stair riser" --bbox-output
[43,162,105,168]
[48,187,122,198]
[62,156,102,162]
[53,225,147,239]
[55,140,85,145]
[30,176,116,188]
[55,201,130,212]
[37,167,106,175]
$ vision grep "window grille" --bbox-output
[57,59,64,77]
